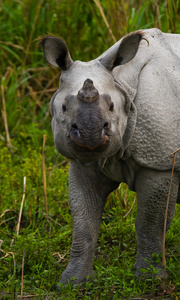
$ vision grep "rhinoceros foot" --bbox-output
[134,262,167,279]
[56,267,96,290]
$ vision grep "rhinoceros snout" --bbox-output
[70,121,109,151]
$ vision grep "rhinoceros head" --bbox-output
[41,33,143,163]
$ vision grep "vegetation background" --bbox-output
[0,0,180,299]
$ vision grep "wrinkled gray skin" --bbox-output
[41,28,180,285]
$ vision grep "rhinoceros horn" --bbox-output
[77,79,99,102]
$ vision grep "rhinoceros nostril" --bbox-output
[103,122,109,128]
[71,123,78,130]
[70,123,81,142]
[109,103,114,111]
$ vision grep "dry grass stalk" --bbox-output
[0,249,16,284]
[17,295,40,299]
[0,133,5,141]
[21,248,26,299]
[7,251,16,286]
[162,148,180,268]
[122,184,128,209]
[38,73,59,102]
[93,0,116,43]
[23,1,42,66]
[123,196,136,218]
[0,41,24,50]
[1,213,15,226]
[45,214,62,227]
[52,249,70,263]
[16,177,26,237]
[1,83,13,152]
[0,209,14,219]
[88,0,107,43]
[26,87,56,98]
[42,134,48,220]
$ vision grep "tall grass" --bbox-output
[1,0,180,136]
[0,0,180,298]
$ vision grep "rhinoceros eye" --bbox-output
[109,103,114,112]
[62,104,67,112]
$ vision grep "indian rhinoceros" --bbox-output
[41,28,180,285]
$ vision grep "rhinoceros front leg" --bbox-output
[59,160,118,285]
[134,168,179,277]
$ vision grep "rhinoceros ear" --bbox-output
[99,32,144,71]
[40,36,73,70]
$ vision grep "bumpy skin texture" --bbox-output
[60,161,118,284]
[134,169,179,277]
[41,28,180,285]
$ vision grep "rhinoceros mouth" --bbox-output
[70,130,109,152]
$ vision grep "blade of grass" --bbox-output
[16,177,26,237]
[93,0,116,43]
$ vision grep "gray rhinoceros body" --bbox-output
[41,28,180,284]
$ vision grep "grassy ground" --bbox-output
[0,0,180,299]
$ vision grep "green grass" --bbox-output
[0,0,180,299]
